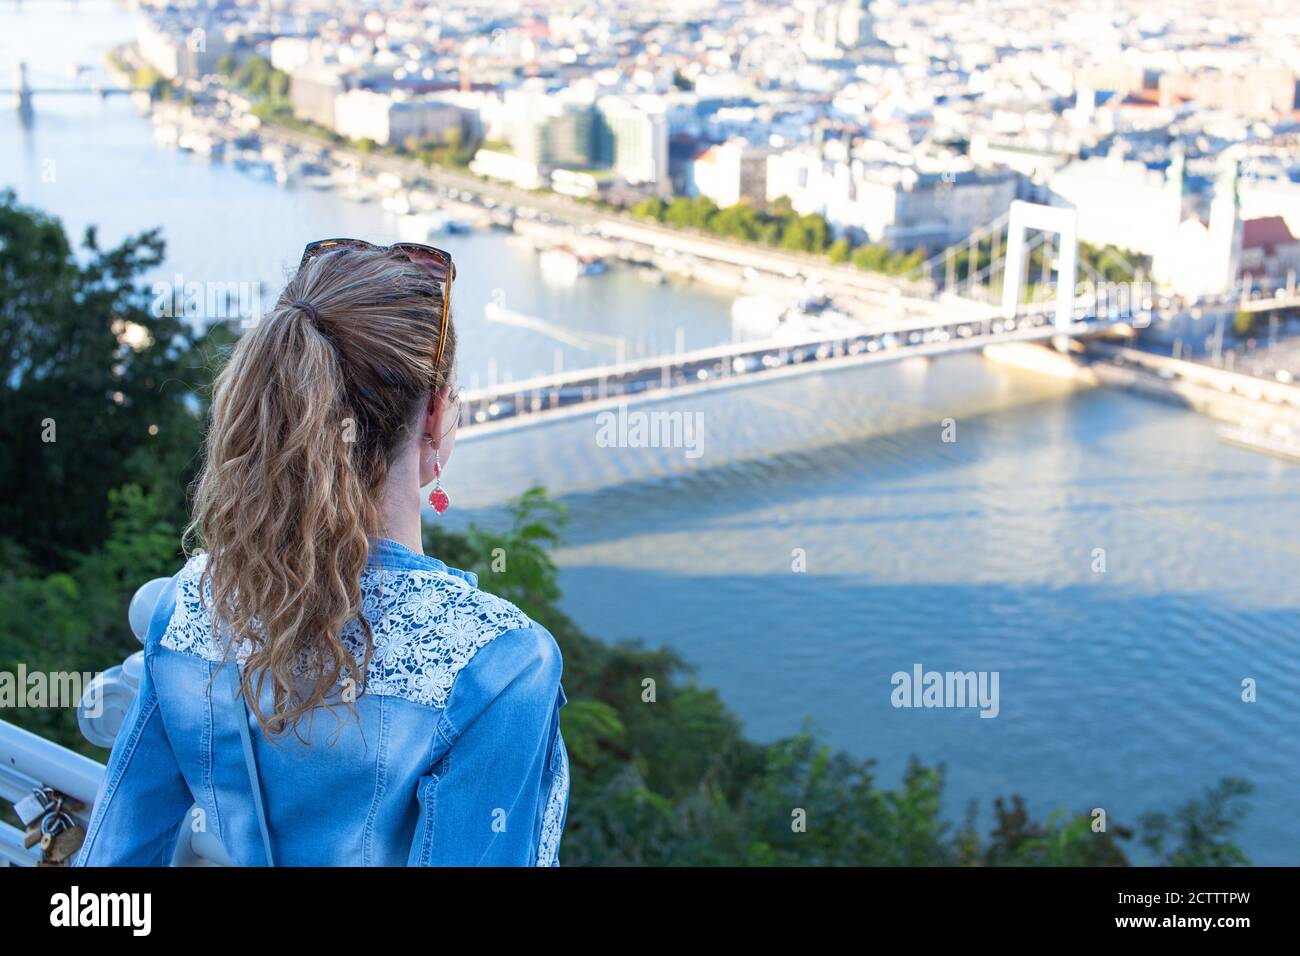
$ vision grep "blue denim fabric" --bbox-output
[73,538,569,867]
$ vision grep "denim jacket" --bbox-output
[74,539,569,866]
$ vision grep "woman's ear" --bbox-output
[423,390,443,445]
[425,379,458,469]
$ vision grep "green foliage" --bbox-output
[1080,240,1150,285]
[555,699,625,767]
[0,195,232,753]
[0,191,205,571]
[425,487,567,613]
[852,242,925,278]
[1139,778,1254,866]
[780,213,830,253]
[710,202,761,242]
[983,796,1131,866]
[403,127,477,168]
[0,570,91,750]
[663,195,720,231]
[629,193,928,278]
[629,197,666,221]
[0,483,186,754]
[222,54,306,141]
[229,55,289,100]
[943,233,1149,294]
[130,66,172,100]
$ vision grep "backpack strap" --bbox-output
[221,662,275,867]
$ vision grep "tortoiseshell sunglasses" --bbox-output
[299,238,457,369]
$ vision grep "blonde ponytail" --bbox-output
[185,246,456,738]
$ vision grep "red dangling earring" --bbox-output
[428,446,450,515]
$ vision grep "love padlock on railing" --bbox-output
[16,785,85,866]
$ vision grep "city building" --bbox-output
[123,0,1300,297]
[1239,216,1300,285]
[333,89,464,147]
[469,147,546,190]
[798,0,875,60]
[1048,149,1182,258]
[289,64,351,129]
[1158,67,1297,119]
[137,17,233,81]
[1154,157,1244,299]
[597,96,670,193]
[768,144,1019,250]
[684,139,771,208]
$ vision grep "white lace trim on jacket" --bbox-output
[536,734,569,867]
[160,553,530,709]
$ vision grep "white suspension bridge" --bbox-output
[457,201,1148,436]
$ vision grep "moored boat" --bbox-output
[539,246,606,280]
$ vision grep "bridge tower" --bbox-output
[1001,200,1079,350]
[14,60,32,114]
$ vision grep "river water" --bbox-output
[4,0,1299,863]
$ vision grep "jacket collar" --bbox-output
[367,536,479,587]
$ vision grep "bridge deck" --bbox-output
[458,309,1120,438]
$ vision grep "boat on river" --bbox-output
[540,246,607,280]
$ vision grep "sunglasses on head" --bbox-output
[299,238,457,370]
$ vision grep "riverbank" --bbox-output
[985,339,1300,460]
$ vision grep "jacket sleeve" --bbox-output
[408,623,568,866]
[73,583,192,866]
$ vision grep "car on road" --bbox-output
[474,400,516,423]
